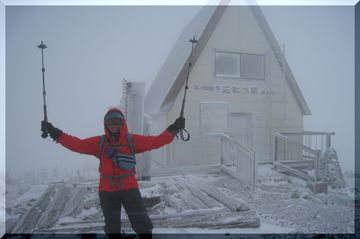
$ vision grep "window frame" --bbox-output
[214,50,266,80]
[214,51,241,78]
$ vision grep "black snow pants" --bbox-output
[99,188,153,236]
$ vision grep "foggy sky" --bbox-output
[3,2,355,176]
[5,5,202,176]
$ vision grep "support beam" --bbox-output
[273,161,314,181]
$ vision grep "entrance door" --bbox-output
[229,113,252,149]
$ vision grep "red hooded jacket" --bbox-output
[56,108,175,192]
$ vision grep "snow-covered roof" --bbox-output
[145,3,311,115]
[144,4,219,115]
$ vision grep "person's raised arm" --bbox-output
[41,121,99,156]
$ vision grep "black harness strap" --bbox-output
[100,172,135,190]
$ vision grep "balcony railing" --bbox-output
[274,131,335,182]
[207,133,256,188]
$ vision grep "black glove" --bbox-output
[167,117,185,135]
[41,121,63,141]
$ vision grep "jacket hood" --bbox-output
[104,107,129,143]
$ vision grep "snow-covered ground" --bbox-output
[2,164,356,235]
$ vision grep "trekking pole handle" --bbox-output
[179,128,190,141]
[41,128,49,139]
[41,118,49,139]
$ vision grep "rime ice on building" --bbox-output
[143,5,344,192]
[121,80,150,180]
[121,80,145,134]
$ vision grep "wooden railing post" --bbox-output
[220,137,224,165]
[326,134,331,149]
[274,135,278,162]
[315,150,322,182]
[252,152,256,187]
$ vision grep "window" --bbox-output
[240,53,265,79]
[215,52,240,78]
[215,51,265,79]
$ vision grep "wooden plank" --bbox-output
[282,131,335,136]
[174,180,208,210]
[273,161,314,181]
[161,193,186,213]
[150,164,220,177]
[58,208,229,228]
[61,186,87,217]
[36,210,260,233]
[12,185,56,233]
[182,181,222,208]
[280,159,314,164]
[280,159,315,169]
[186,175,250,212]
[151,210,260,229]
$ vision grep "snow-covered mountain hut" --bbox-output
[143,3,336,188]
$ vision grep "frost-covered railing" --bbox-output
[149,133,221,176]
[273,132,334,182]
[281,131,335,156]
[148,131,256,188]
[206,133,257,188]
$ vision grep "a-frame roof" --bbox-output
[144,3,311,115]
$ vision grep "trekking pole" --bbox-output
[178,35,197,142]
[38,41,49,138]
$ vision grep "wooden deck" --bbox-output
[11,175,260,234]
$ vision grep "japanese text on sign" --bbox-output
[193,85,275,95]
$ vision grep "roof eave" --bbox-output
[159,4,228,113]
[250,5,312,116]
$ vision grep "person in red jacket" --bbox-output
[41,107,185,239]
